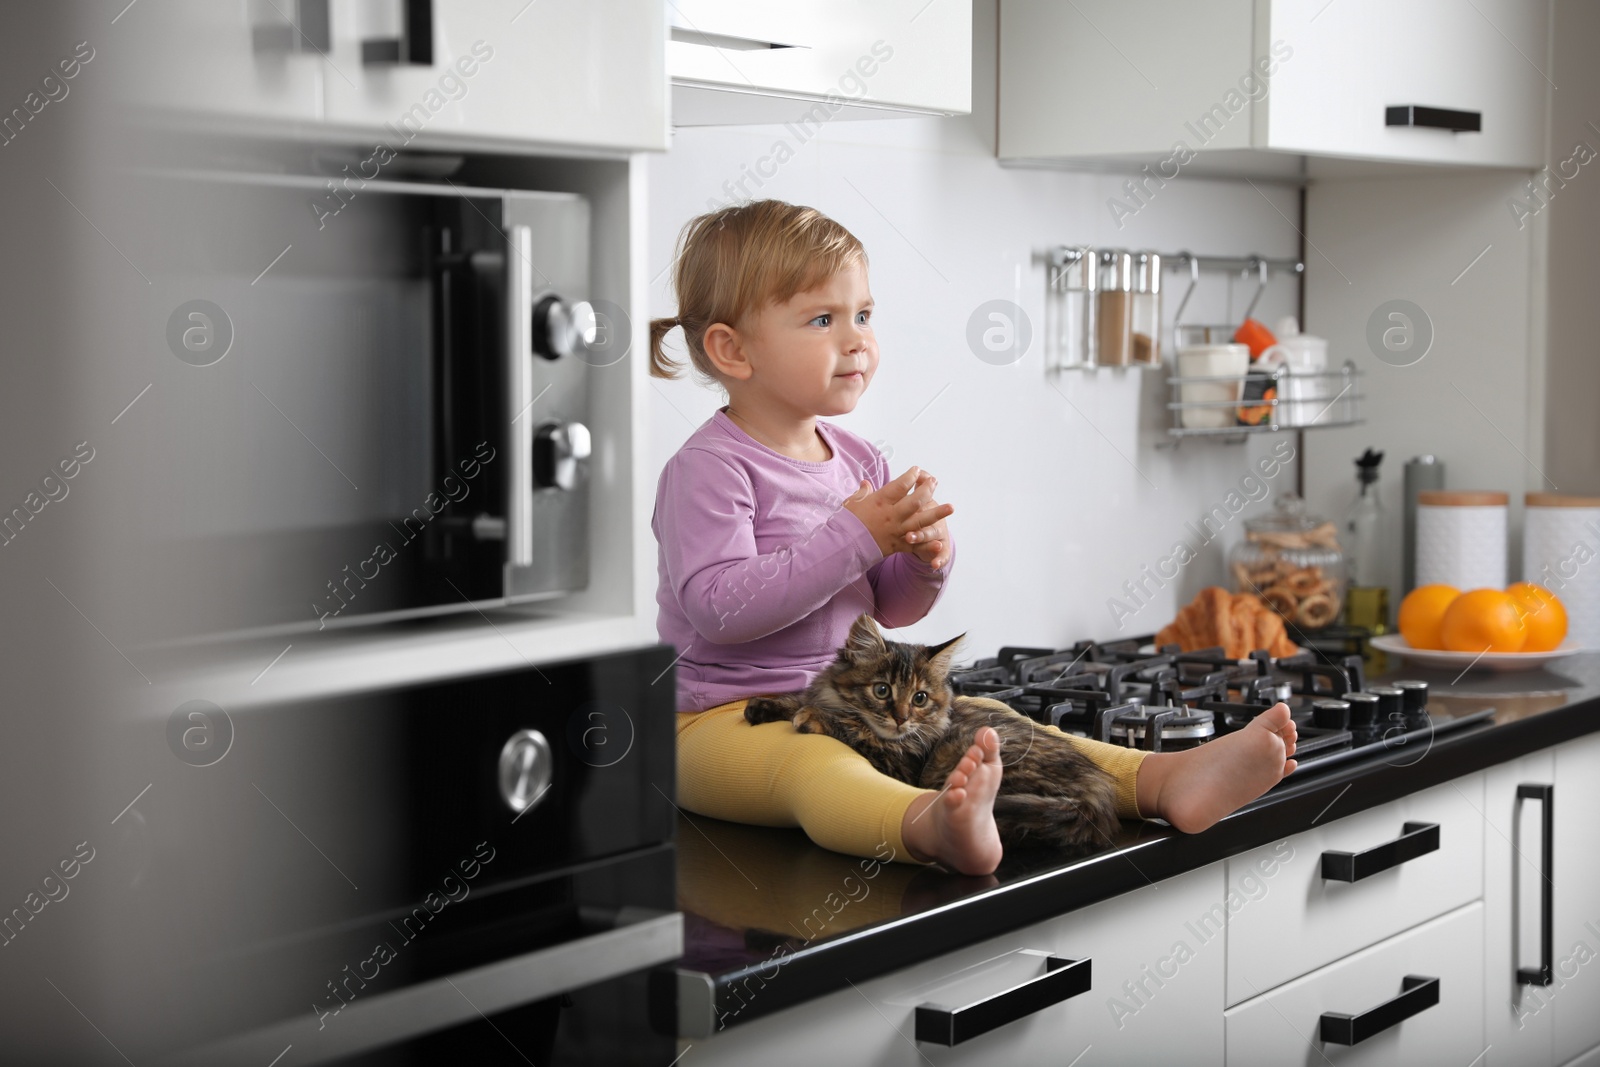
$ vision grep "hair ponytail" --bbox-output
[648,316,683,379]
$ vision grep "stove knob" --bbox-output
[532,421,591,491]
[531,295,595,361]
[1394,679,1429,715]
[498,729,553,815]
[1369,686,1405,729]
[1313,699,1351,730]
[1343,691,1381,742]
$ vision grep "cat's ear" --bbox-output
[924,633,966,672]
[844,613,886,656]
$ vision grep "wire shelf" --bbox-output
[1166,361,1363,439]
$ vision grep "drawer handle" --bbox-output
[914,954,1090,1047]
[1321,821,1439,882]
[363,0,433,65]
[1320,975,1439,1045]
[1385,105,1482,133]
[1518,783,1555,986]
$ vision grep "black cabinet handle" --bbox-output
[915,953,1090,1047]
[1321,821,1438,882]
[1321,975,1440,1045]
[363,0,434,65]
[1518,783,1555,986]
[1386,105,1482,133]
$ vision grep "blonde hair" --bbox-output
[649,200,867,382]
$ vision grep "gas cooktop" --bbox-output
[948,636,1495,777]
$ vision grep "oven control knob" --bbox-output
[498,729,553,815]
[532,421,591,491]
[531,295,595,361]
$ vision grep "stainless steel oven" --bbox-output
[101,643,681,1065]
[134,163,606,640]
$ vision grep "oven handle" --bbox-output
[166,910,683,1066]
[506,222,534,569]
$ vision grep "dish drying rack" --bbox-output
[1164,253,1363,442]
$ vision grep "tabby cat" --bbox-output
[744,614,1121,854]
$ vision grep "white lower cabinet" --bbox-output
[1560,1045,1600,1067]
[1225,902,1485,1066]
[682,863,1226,1066]
[1226,775,1485,1004]
[1484,751,1557,1067]
[1553,733,1600,1065]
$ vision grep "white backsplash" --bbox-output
[642,2,1309,659]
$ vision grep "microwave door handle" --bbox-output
[506,223,533,569]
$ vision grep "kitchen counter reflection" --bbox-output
[673,652,1600,1033]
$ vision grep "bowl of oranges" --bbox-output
[1370,583,1582,672]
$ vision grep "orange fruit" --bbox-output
[1507,582,1568,652]
[1398,584,1461,650]
[1439,588,1527,653]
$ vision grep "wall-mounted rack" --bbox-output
[1038,246,1360,444]
[1041,247,1306,374]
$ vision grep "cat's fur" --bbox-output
[745,614,1122,854]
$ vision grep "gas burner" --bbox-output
[1107,705,1215,751]
[952,634,1494,776]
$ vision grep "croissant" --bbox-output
[1155,586,1299,659]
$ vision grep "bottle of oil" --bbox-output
[1344,448,1388,669]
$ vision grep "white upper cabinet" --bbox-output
[667,0,971,125]
[118,0,327,124]
[119,0,667,154]
[1264,0,1547,168]
[322,0,667,152]
[999,0,1549,174]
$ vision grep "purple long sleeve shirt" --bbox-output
[653,408,954,713]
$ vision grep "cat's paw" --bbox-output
[744,695,799,725]
[792,708,824,734]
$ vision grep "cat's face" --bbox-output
[814,614,965,743]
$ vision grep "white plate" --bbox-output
[1136,643,1302,661]
[1369,633,1585,673]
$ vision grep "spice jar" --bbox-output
[1046,246,1097,370]
[1227,494,1347,631]
[1131,251,1161,365]
[1096,251,1133,366]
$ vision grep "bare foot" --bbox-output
[1136,703,1298,834]
[900,726,1004,875]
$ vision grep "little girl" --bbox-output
[650,200,1298,875]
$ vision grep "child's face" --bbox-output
[743,261,877,418]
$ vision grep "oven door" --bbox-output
[127,172,594,641]
[99,644,680,1064]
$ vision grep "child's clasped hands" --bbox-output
[843,466,953,570]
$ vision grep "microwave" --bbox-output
[137,165,603,639]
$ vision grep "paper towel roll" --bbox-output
[1523,493,1600,649]
[1415,491,1508,591]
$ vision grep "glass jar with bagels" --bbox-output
[1227,494,1347,631]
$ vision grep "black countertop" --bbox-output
[671,652,1600,1034]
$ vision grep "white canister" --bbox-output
[1523,492,1600,648]
[1266,317,1330,427]
[1415,490,1508,591]
[1176,343,1249,429]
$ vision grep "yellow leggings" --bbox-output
[675,696,1149,866]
